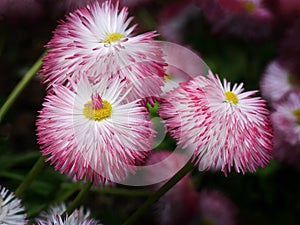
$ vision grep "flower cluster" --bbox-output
[37,0,165,184]
[36,0,273,187]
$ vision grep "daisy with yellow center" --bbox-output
[41,0,166,101]
[36,76,155,184]
[159,71,272,174]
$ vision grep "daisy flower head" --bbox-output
[0,185,27,225]
[260,60,300,103]
[35,209,102,225]
[271,90,300,146]
[36,75,155,184]
[159,71,273,174]
[41,0,166,101]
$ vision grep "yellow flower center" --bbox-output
[243,2,256,12]
[164,74,171,80]
[225,91,239,105]
[103,32,125,44]
[83,99,112,121]
[293,109,300,124]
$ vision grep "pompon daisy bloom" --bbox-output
[36,76,155,184]
[41,0,165,101]
[260,60,300,103]
[35,209,102,225]
[0,185,27,225]
[271,91,300,146]
[159,71,273,174]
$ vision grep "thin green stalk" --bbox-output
[61,181,93,218]
[0,53,44,123]
[122,160,194,225]
[15,156,46,197]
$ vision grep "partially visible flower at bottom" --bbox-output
[0,185,27,225]
[36,76,155,184]
[35,209,102,225]
[36,203,92,224]
[159,71,273,174]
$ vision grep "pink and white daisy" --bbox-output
[41,0,165,101]
[159,71,273,174]
[260,60,300,103]
[35,209,102,225]
[36,76,155,184]
[271,91,300,146]
[0,185,27,225]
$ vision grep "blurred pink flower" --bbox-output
[260,60,300,103]
[191,189,238,225]
[36,76,154,184]
[159,71,273,174]
[272,128,300,170]
[41,0,165,101]
[195,0,274,40]
[146,151,199,225]
[158,1,201,43]
[271,91,300,146]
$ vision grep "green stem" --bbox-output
[0,53,44,123]
[15,156,46,197]
[122,160,194,225]
[61,181,93,218]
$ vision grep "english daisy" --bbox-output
[260,60,300,103]
[36,76,155,184]
[159,71,273,174]
[41,0,165,101]
[271,91,300,146]
[35,209,102,225]
[0,185,27,225]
